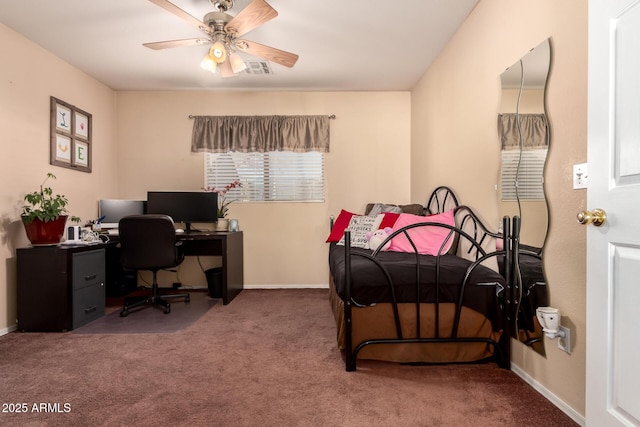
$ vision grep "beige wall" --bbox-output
[411,0,587,416]
[0,23,119,333]
[115,91,412,287]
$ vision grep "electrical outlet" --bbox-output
[573,163,588,189]
[558,325,571,353]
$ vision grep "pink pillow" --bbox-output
[388,210,455,255]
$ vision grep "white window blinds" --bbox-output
[501,148,547,201]
[205,151,325,202]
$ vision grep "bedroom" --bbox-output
[0,0,592,424]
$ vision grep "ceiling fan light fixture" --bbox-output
[209,41,227,63]
[145,0,298,75]
[229,52,247,73]
[200,54,217,73]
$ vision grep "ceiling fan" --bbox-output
[144,0,299,77]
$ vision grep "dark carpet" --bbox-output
[74,291,217,334]
[0,289,577,426]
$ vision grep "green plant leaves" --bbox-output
[21,173,78,223]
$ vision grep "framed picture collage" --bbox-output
[50,96,92,173]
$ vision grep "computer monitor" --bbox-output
[146,191,218,232]
[98,199,146,229]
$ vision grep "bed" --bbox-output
[327,187,519,371]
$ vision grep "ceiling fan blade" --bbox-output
[226,0,278,37]
[148,0,211,34]
[143,38,210,50]
[219,60,237,78]
[236,40,299,68]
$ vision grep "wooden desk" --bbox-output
[16,232,243,331]
[106,231,244,305]
[177,231,244,305]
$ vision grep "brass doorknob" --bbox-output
[577,208,607,226]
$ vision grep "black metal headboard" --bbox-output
[425,186,460,214]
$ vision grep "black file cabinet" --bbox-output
[17,245,106,332]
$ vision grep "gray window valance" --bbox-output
[191,115,331,153]
[498,113,549,150]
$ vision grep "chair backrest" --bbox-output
[118,214,182,271]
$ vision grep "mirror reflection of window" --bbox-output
[499,113,549,202]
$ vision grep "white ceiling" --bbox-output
[0,0,479,92]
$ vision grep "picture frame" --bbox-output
[74,140,90,167]
[74,110,90,140]
[54,134,72,164]
[50,96,92,173]
[55,102,72,134]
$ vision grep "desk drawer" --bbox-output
[72,249,105,290]
[73,282,105,329]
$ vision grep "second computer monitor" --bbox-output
[98,199,146,229]
[146,191,218,232]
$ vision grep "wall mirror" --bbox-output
[498,38,551,355]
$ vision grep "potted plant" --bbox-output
[203,180,240,231]
[21,173,80,245]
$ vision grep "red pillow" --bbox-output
[326,210,357,242]
[326,211,400,243]
[388,210,455,255]
[379,212,400,229]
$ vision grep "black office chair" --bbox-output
[118,214,190,317]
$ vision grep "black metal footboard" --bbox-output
[343,216,519,372]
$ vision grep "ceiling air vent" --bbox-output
[243,60,272,75]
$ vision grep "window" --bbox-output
[501,148,547,201]
[205,151,325,202]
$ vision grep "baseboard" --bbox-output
[510,363,585,426]
[243,284,330,289]
[0,324,17,337]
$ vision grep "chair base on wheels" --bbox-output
[120,283,190,317]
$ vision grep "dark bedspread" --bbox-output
[329,243,505,330]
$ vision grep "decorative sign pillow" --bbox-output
[388,210,455,255]
[337,214,384,249]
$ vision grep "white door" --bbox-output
[586,0,640,425]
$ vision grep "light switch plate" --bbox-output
[573,163,588,189]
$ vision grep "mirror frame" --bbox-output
[498,38,552,355]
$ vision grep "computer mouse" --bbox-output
[175,228,185,233]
